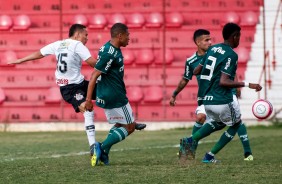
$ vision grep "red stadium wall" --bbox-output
[0,0,262,122]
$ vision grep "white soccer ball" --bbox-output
[252,99,273,119]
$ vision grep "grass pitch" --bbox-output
[0,125,281,184]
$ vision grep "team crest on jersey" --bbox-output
[224,58,231,70]
[74,93,84,101]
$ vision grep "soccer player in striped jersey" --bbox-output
[170,28,255,162]
[85,23,145,166]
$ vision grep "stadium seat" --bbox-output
[45,87,61,104]
[135,49,154,65]
[0,88,5,104]
[127,86,143,103]
[73,14,88,26]
[143,86,163,103]
[0,15,13,30]
[145,12,163,28]
[155,49,174,65]
[123,49,135,65]
[108,13,126,28]
[127,13,145,28]
[221,11,240,26]
[0,50,17,66]
[89,14,107,29]
[165,12,184,28]
[137,105,164,121]
[240,11,258,26]
[235,47,250,63]
[13,15,31,30]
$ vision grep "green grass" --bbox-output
[0,126,281,184]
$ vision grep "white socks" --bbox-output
[84,111,96,146]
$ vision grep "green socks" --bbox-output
[237,123,252,156]
[210,122,241,154]
[101,127,128,154]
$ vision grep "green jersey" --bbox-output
[197,43,238,105]
[95,41,128,109]
[184,52,204,84]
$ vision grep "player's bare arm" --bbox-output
[7,51,44,65]
[220,73,262,91]
[193,64,203,75]
[85,57,97,68]
[85,69,102,111]
[170,78,189,106]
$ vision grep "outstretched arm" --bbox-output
[220,73,262,92]
[7,51,44,65]
[85,69,102,111]
[169,78,189,106]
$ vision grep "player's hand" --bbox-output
[85,100,93,111]
[236,88,241,98]
[7,60,21,65]
[169,97,176,106]
[249,83,262,92]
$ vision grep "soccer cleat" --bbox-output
[244,155,254,161]
[178,138,187,160]
[202,153,220,163]
[135,123,147,130]
[90,142,101,167]
[183,137,196,160]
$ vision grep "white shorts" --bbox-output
[104,102,135,124]
[204,96,241,126]
[195,104,213,122]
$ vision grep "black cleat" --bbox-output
[135,123,146,130]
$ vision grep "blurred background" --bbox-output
[0,0,281,126]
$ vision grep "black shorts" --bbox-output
[60,80,97,113]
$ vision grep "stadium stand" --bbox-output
[0,0,263,122]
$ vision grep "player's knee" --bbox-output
[196,114,206,124]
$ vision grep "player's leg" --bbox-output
[60,82,97,166]
[232,95,253,160]
[237,122,253,161]
[99,103,136,165]
[192,105,206,135]
[202,101,242,163]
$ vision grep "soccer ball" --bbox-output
[252,99,273,119]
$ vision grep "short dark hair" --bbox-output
[222,23,241,40]
[69,24,86,37]
[110,23,128,38]
[193,29,210,43]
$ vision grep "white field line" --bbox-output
[0,140,217,163]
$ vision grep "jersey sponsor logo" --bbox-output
[96,97,105,104]
[119,65,124,72]
[74,93,84,101]
[58,42,70,50]
[211,47,225,54]
[56,78,69,85]
[198,95,213,101]
[224,58,231,70]
[185,66,190,76]
[108,46,115,54]
[105,59,113,71]
[109,116,124,120]
[99,46,105,52]
[114,51,118,57]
